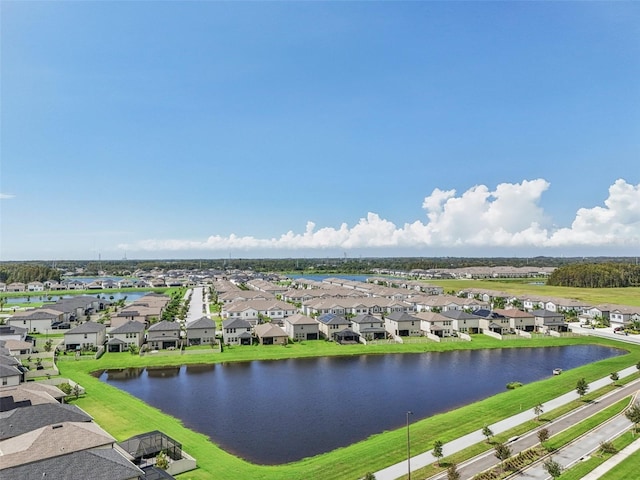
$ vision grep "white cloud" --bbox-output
[547,179,640,247]
[0,193,15,200]
[118,179,640,253]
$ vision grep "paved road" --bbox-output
[569,325,640,346]
[510,411,634,480]
[375,366,640,480]
[427,380,639,480]
[184,286,205,323]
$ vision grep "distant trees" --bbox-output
[547,263,640,288]
[0,264,61,284]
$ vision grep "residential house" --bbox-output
[0,403,93,441]
[185,317,216,346]
[441,310,484,334]
[222,318,253,345]
[6,283,25,292]
[0,421,118,471]
[350,314,386,340]
[0,364,22,387]
[147,320,181,350]
[532,309,568,333]
[27,282,45,292]
[384,311,421,337]
[415,311,455,337]
[253,323,288,345]
[283,313,320,341]
[0,325,28,343]
[493,308,536,332]
[117,279,134,288]
[471,309,511,334]
[64,322,107,351]
[8,309,64,334]
[107,321,145,353]
[610,307,640,329]
[0,383,66,411]
[316,313,351,340]
[222,299,297,325]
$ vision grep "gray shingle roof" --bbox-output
[222,318,252,329]
[0,403,92,440]
[148,320,181,332]
[0,447,144,480]
[66,321,106,335]
[109,320,145,335]
[186,317,215,330]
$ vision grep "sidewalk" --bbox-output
[580,437,640,480]
[374,365,640,480]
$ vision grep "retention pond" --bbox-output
[99,345,623,464]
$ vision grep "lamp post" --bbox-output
[406,411,413,480]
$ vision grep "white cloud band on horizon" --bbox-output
[0,193,15,200]
[118,179,640,252]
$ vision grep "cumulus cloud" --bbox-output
[118,179,640,253]
[548,179,640,247]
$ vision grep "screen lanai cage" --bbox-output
[118,431,183,465]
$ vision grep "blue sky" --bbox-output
[2,1,639,261]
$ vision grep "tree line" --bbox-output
[0,264,61,284]
[547,262,640,288]
[2,256,638,278]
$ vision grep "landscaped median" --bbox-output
[57,336,640,480]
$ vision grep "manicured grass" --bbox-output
[426,279,640,307]
[58,336,640,480]
[597,442,640,480]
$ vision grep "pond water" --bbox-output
[3,291,150,304]
[99,345,623,465]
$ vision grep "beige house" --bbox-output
[283,313,320,341]
[64,322,107,351]
[253,323,288,345]
[8,309,64,334]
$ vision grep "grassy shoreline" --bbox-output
[58,336,640,480]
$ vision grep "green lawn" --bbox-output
[58,336,640,480]
[598,445,640,480]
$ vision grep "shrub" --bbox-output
[58,383,72,395]
[506,381,523,390]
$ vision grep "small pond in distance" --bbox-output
[99,345,623,464]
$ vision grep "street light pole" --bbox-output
[406,411,413,480]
